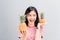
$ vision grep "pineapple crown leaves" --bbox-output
[20,15,26,23]
[40,12,44,19]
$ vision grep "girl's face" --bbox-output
[26,10,37,24]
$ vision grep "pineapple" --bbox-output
[20,15,26,23]
[39,12,45,24]
[18,15,26,32]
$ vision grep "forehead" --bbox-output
[28,11,36,15]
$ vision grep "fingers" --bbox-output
[41,23,44,25]
[20,31,26,34]
[20,31,26,40]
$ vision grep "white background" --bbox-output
[0,0,60,40]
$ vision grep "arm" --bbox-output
[37,23,44,39]
[40,24,44,39]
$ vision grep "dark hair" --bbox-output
[25,6,39,28]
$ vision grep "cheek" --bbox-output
[34,16,37,20]
[26,16,30,21]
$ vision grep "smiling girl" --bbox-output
[18,6,43,40]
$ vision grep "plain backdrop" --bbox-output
[0,0,60,40]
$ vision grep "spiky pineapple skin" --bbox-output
[18,15,26,32]
[18,23,26,32]
[39,19,45,23]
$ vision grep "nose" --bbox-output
[30,16,34,19]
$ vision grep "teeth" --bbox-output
[30,20,34,22]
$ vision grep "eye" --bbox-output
[29,15,31,16]
[33,14,36,17]
[27,14,31,17]
[28,14,31,17]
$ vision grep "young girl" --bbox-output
[18,6,43,40]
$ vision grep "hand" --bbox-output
[20,31,26,40]
[40,22,47,25]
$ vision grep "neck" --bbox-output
[28,23,35,27]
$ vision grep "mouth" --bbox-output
[29,20,34,22]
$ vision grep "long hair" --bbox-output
[25,6,39,28]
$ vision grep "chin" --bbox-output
[29,22,34,24]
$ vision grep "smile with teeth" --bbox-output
[29,19,34,22]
